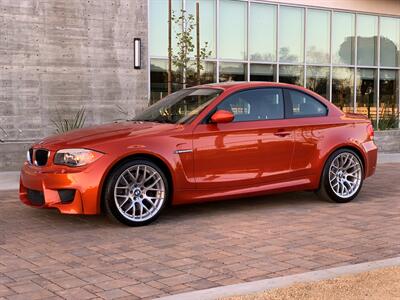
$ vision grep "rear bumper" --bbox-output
[362,140,378,178]
[19,162,105,215]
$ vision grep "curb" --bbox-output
[0,171,19,191]
[156,257,400,300]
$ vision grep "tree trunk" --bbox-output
[182,9,186,89]
[196,1,200,86]
[167,0,172,95]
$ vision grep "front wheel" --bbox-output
[316,149,364,203]
[104,159,169,226]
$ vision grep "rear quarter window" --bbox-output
[286,89,328,118]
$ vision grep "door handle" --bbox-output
[274,131,290,137]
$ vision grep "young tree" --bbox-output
[170,6,211,89]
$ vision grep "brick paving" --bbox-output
[0,164,399,299]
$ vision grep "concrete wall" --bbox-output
[375,130,400,153]
[0,0,148,170]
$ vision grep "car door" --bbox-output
[283,88,330,178]
[192,88,295,190]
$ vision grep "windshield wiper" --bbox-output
[154,117,174,124]
[130,118,174,124]
[130,118,153,122]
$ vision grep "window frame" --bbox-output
[283,88,329,119]
[203,87,286,124]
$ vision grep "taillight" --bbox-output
[367,124,374,140]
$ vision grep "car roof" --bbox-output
[198,81,343,117]
[200,81,307,91]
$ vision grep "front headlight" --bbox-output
[54,149,103,167]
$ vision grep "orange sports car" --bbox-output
[20,82,377,226]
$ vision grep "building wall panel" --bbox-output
[0,0,148,170]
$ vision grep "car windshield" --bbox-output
[133,88,222,124]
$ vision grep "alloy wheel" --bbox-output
[114,164,165,222]
[328,152,362,199]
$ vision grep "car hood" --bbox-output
[35,121,179,150]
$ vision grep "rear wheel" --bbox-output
[104,159,168,226]
[317,149,364,203]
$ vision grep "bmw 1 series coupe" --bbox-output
[20,82,378,226]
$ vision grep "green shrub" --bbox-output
[52,106,86,134]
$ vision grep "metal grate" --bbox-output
[27,189,45,206]
[34,149,49,166]
[58,189,76,204]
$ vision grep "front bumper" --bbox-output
[19,162,105,215]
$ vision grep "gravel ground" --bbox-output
[224,266,400,300]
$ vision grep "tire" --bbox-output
[316,149,364,203]
[104,159,169,226]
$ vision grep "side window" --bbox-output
[287,90,328,117]
[216,88,284,122]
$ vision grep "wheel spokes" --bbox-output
[114,164,165,222]
[119,196,130,207]
[127,170,136,182]
[328,152,362,198]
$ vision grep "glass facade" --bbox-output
[357,14,378,66]
[150,59,181,103]
[186,0,217,58]
[279,65,304,86]
[306,9,330,64]
[149,0,182,57]
[219,0,247,60]
[332,67,354,113]
[380,17,400,67]
[279,6,304,63]
[332,12,355,65]
[149,0,400,129]
[250,64,276,82]
[379,70,399,129]
[306,66,330,100]
[250,3,276,62]
[219,62,247,82]
[356,68,378,125]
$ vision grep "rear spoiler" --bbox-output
[344,112,370,120]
